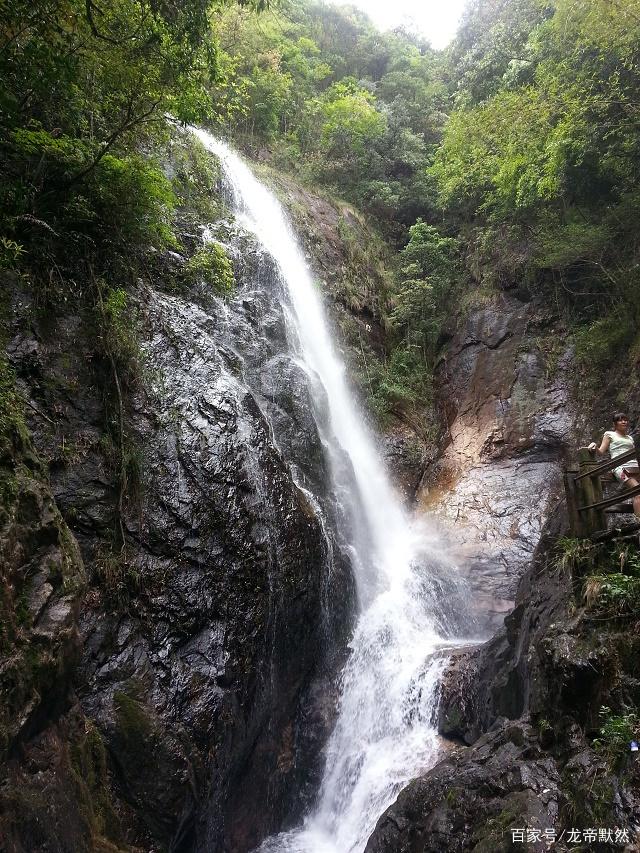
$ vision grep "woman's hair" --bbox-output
[613,412,629,424]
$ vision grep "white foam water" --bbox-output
[190,128,470,853]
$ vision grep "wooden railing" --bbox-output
[564,446,640,538]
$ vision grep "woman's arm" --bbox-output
[588,433,611,455]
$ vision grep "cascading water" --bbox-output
[190,128,472,853]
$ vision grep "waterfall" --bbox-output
[190,128,471,853]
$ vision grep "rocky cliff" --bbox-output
[420,295,576,631]
[366,506,640,852]
[0,138,357,852]
[2,134,637,853]
[362,281,640,851]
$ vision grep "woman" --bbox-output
[589,413,640,518]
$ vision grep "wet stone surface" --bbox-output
[367,512,640,853]
[4,224,355,852]
[419,295,576,632]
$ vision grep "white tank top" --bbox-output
[605,430,636,460]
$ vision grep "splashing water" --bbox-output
[190,127,471,853]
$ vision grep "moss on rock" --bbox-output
[0,357,86,767]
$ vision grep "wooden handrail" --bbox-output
[579,482,640,512]
[573,446,637,481]
[564,443,640,537]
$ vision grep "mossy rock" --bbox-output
[112,683,159,775]
[0,712,126,853]
[168,129,223,225]
[470,791,539,853]
[69,722,124,845]
[114,688,154,743]
[0,359,86,763]
[184,242,235,295]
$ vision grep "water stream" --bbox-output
[191,128,472,853]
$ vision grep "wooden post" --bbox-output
[563,467,583,537]
[577,447,605,536]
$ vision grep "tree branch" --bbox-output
[85,0,121,44]
[62,99,161,189]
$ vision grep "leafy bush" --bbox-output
[101,287,139,374]
[0,357,26,457]
[0,356,29,508]
[88,155,177,247]
[171,134,222,225]
[0,238,24,270]
[390,220,461,362]
[593,706,639,761]
[371,347,433,421]
[2,131,177,263]
[215,4,444,230]
[320,83,387,159]
[557,539,640,615]
[573,314,637,383]
[428,0,640,351]
[555,537,601,575]
[0,0,253,275]
[185,243,235,295]
[583,573,640,616]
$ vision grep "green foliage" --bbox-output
[94,283,144,554]
[215,1,446,231]
[555,539,640,615]
[619,547,640,577]
[431,0,640,341]
[93,542,140,601]
[431,87,559,219]
[561,771,617,828]
[170,133,222,225]
[593,706,639,760]
[369,347,434,427]
[69,723,121,843]
[534,217,611,270]
[89,155,176,246]
[247,64,294,140]
[101,287,139,373]
[390,220,461,362]
[114,688,153,741]
[0,238,25,270]
[0,0,258,278]
[0,0,224,138]
[536,716,553,734]
[573,314,638,387]
[0,357,28,500]
[555,536,601,575]
[185,242,235,295]
[333,210,393,313]
[583,573,640,616]
[449,0,549,106]
[104,289,128,328]
[320,83,387,158]
[3,130,177,252]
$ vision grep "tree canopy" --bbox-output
[212,1,447,232]
[2,0,639,413]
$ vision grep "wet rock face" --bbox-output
[115,282,347,852]
[4,233,355,851]
[0,344,93,849]
[367,714,638,853]
[368,513,640,853]
[435,513,573,746]
[0,429,85,767]
[366,723,563,853]
[420,295,576,631]
[380,420,429,502]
